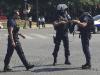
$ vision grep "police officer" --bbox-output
[72,11,94,69]
[52,4,71,66]
[4,10,34,72]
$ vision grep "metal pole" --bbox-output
[23,0,27,29]
[36,0,39,27]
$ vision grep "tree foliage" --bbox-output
[0,0,100,21]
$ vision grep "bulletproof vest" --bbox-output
[54,20,69,35]
[54,13,70,34]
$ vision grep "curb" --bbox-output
[0,24,53,30]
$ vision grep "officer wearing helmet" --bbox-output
[52,4,71,66]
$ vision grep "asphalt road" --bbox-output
[0,28,100,75]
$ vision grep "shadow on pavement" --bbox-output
[32,64,99,73]
[0,64,99,73]
[35,64,56,67]
[12,65,24,68]
[0,70,24,73]
[0,65,28,73]
[32,67,82,73]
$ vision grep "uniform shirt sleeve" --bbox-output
[83,16,94,25]
[80,15,94,29]
[87,17,94,25]
[7,18,15,28]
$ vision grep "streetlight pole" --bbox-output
[23,0,28,29]
[36,0,39,27]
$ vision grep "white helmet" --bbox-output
[57,4,68,10]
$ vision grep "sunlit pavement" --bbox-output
[0,28,100,75]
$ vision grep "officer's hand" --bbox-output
[60,21,67,24]
[72,20,80,24]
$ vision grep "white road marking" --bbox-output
[3,34,34,40]
[31,33,48,39]
[1,33,51,40]
[24,34,35,39]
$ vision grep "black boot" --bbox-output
[52,53,57,66]
[65,57,71,65]
[4,66,12,72]
[82,63,91,69]
[26,64,34,70]
[53,57,57,66]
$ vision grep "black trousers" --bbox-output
[41,22,45,28]
[53,33,70,58]
[81,34,91,64]
[4,38,29,68]
[29,21,32,28]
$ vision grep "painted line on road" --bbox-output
[3,34,35,40]
[2,33,49,40]
[24,34,35,39]
[49,34,55,36]
[31,33,48,39]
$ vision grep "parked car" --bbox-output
[93,15,100,32]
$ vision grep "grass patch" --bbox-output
[1,20,37,29]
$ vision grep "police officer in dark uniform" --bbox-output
[4,10,34,72]
[52,4,71,66]
[72,11,94,69]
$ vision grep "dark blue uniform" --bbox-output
[4,17,34,71]
[52,12,71,65]
[79,12,94,69]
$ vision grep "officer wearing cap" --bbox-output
[52,4,71,66]
[72,10,94,69]
[4,10,34,72]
